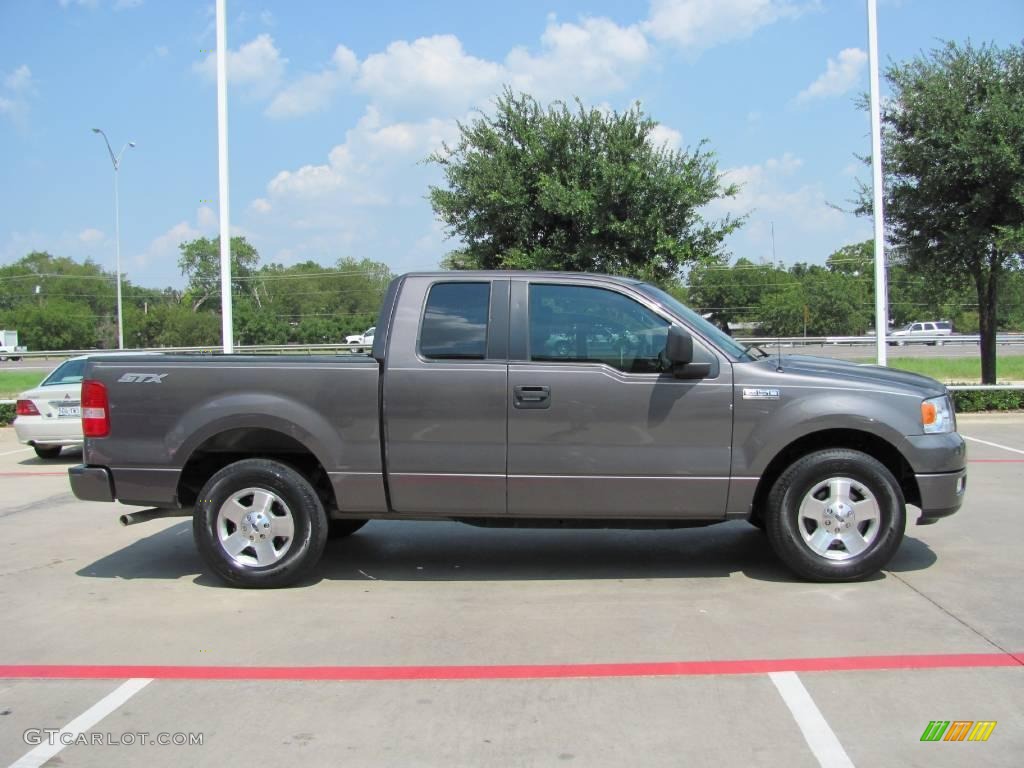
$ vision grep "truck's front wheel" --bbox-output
[193,459,328,588]
[765,449,906,582]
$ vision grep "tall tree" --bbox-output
[178,236,260,312]
[428,89,743,284]
[871,41,1024,383]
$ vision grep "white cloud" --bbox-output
[644,0,812,51]
[796,47,867,102]
[357,35,503,115]
[266,45,357,118]
[193,34,286,98]
[0,65,35,127]
[648,123,683,150]
[250,198,272,214]
[58,0,99,8]
[78,228,105,243]
[4,65,33,92]
[154,45,169,58]
[505,17,651,99]
[136,207,217,267]
[259,9,274,26]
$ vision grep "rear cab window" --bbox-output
[419,282,491,360]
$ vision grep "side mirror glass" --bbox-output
[666,325,694,365]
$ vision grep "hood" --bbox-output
[765,354,947,397]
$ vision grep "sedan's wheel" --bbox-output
[765,449,905,582]
[193,458,327,588]
[33,445,62,459]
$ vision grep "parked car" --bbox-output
[14,353,160,459]
[69,272,966,588]
[344,326,375,352]
[888,321,953,346]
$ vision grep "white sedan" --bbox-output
[13,353,160,459]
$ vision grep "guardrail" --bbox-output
[747,334,1024,347]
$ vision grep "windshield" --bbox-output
[635,283,755,362]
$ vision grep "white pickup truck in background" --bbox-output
[0,329,27,361]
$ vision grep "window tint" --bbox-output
[936,321,952,330]
[911,324,923,331]
[420,283,490,359]
[43,359,86,386]
[529,284,670,373]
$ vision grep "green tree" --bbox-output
[178,236,261,312]
[868,41,1024,383]
[689,258,793,333]
[428,89,742,283]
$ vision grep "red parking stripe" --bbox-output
[1,653,1020,682]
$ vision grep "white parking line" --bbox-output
[963,435,1024,456]
[8,678,152,768]
[0,448,32,457]
[769,671,854,768]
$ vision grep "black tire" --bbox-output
[765,449,905,582]
[747,516,766,531]
[328,518,368,539]
[33,445,62,459]
[193,458,328,588]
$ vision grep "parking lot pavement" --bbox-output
[0,414,1021,767]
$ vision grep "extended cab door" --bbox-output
[382,276,509,515]
[507,279,733,519]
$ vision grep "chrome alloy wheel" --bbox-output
[797,477,881,561]
[216,487,295,567]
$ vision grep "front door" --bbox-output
[507,280,733,519]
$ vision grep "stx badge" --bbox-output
[118,373,167,384]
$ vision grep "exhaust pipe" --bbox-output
[119,508,191,527]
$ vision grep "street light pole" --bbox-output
[92,128,135,350]
[866,0,889,366]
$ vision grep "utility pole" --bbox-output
[867,0,889,365]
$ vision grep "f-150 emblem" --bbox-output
[118,373,167,383]
[742,387,780,400]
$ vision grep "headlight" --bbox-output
[921,395,955,434]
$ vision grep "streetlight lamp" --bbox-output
[92,128,135,350]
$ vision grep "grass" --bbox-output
[852,355,1024,383]
[0,370,46,399]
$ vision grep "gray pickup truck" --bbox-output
[69,271,967,587]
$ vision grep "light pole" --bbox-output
[92,128,135,350]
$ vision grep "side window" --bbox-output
[420,282,490,360]
[911,323,923,332]
[529,284,670,374]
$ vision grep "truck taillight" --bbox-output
[81,379,110,437]
[15,399,39,416]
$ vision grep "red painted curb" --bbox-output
[1,653,1020,682]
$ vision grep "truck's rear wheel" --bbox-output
[765,449,906,582]
[33,445,62,459]
[193,458,327,588]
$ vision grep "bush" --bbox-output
[952,388,1024,412]
[0,403,14,426]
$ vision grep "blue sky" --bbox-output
[1,0,1022,290]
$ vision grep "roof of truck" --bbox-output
[399,271,644,284]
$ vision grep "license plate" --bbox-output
[57,406,81,418]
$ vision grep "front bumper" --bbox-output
[914,468,967,524]
[69,464,115,502]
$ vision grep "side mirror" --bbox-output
[664,325,712,379]
[665,326,694,365]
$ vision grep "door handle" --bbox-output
[513,385,551,409]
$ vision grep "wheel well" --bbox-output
[176,428,337,514]
[749,429,920,523]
